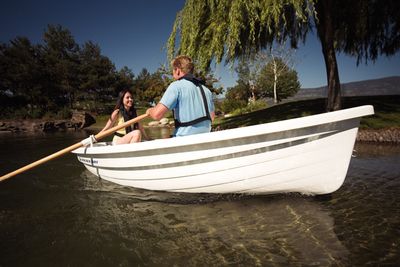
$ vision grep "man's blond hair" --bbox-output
[171,55,194,74]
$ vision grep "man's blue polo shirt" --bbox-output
[160,79,214,137]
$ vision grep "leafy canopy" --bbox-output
[168,0,400,71]
[168,0,314,71]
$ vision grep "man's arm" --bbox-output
[210,111,215,122]
[146,103,169,121]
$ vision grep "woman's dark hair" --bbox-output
[113,89,138,132]
[114,89,134,110]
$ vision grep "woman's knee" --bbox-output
[129,130,141,143]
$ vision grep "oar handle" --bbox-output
[0,142,83,182]
[0,113,149,182]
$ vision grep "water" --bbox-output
[0,131,399,266]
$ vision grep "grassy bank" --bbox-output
[215,95,400,130]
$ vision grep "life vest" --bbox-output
[114,107,139,137]
[174,74,212,128]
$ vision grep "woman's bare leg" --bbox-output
[115,130,141,144]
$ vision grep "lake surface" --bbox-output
[0,130,399,266]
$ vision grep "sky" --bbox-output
[1,0,399,90]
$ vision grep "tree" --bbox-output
[234,59,258,103]
[114,66,135,95]
[251,45,297,104]
[257,58,300,102]
[0,43,8,94]
[168,0,400,111]
[222,57,261,105]
[79,41,116,100]
[0,24,131,116]
[220,59,256,114]
[42,24,80,108]
[0,37,45,114]
[134,68,152,103]
[221,87,248,114]
[142,70,166,104]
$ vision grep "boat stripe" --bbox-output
[77,121,354,159]
[81,131,337,172]
[95,144,312,182]
[167,158,334,192]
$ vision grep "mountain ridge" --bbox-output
[294,76,400,99]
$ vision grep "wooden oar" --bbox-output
[0,113,149,182]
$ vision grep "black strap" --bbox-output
[198,83,211,120]
[174,75,211,128]
[114,132,125,137]
[175,115,210,127]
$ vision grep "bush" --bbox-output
[245,100,267,113]
[221,99,247,114]
[221,99,267,116]
[57,107,72,119]
[29,108,45,119]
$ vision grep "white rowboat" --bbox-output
[73,105,374,195]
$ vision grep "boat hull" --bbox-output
[73,105,374,195]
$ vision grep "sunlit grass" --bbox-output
[215,95,400,130]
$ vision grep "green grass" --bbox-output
[215,95,400,130]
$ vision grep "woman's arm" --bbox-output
[99,110,119,133]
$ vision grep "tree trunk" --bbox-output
[315,0,341,111]
[273,59,278,104]
[250,84,256,103]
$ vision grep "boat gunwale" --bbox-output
[73,105,374,155]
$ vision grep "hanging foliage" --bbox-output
[168,0,400,110]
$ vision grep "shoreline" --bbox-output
[356,128,400,143]
[0,120,399,143]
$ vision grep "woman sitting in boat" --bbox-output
[99,89,149,144]
[146,55,215,137]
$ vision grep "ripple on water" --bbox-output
[1,136,400,266]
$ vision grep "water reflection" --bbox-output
[79,170,349,266]
[1,132,399,266]
[354,142,400,157]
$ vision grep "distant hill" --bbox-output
[293,76,400,100]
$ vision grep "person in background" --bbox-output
[146,55,215,137]
[100,89,149,144]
